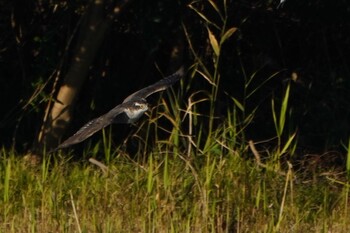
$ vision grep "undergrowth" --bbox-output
[1,140,350,232]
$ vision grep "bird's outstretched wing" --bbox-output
[54,104,125,150]
[52,66,184,152]
[123,66,184,103]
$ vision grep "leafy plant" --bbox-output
[271,83,297,164]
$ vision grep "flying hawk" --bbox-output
[53,67,184,151]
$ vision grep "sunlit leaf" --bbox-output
[279,83,290,135]
[280,132,296,155]
[188,4,220,30]
[233,98,244,112]
[207,28,220,56]
[271,99,279,136]
[220,27,237,44]
[208,0,223,20]
[196,69,216,86]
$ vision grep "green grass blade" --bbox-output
[279,83,290,136]
[280,132,297,155]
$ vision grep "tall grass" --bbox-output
[187,0,238,152]
[1,141,350,232]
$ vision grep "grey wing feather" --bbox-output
[123,66,184,103]
[55,105,125,150]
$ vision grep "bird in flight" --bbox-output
[52,67,184,151]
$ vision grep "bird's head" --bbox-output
[132,98,148,111]
[124,98,149,123]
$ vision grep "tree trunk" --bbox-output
[34,0,129,154]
